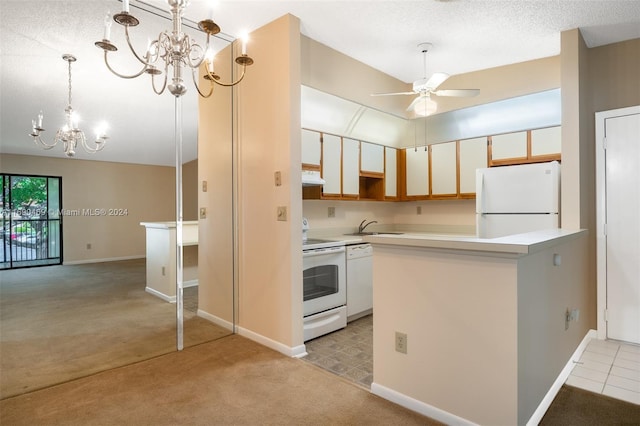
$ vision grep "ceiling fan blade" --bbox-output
[432,89,480,97]
[371,92,416,97]
[425,72,449,91]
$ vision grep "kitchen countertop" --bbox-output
[319,229,587,257]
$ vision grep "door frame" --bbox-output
[595,105,640,340]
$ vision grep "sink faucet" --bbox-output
[358,219,378,233]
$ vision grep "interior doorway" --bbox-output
[595,106,640,345]
[1,174,62,269]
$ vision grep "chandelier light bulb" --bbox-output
[104,11,112,40]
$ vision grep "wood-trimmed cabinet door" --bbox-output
[459,137,488,196]
[404,147,429,198]
[322,134,342,197]
[490,131,528,165]
[342,138,360,197]
[301,129,321,170]
[531,126,561,159]
[361,142,384,174]
[430,141,457,198]
[385,147,397,199]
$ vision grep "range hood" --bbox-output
[302,170,325,186]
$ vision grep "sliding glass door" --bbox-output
[1,174,62,269]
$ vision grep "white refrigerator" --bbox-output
[476,161,560,238]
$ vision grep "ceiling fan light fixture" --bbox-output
[413,96,438,117]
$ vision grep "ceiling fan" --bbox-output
[372,42,480,117]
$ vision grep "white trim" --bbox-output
[595,105,640,340]
[370,383,477,426]
[526,329,596,426]
[145,286,175,303]
[236,326,307,358]
[183,279,198,288]
[63,255,144,265]
[196,309,233,331]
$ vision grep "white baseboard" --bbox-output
[196,309,233,332]
[183,279,198,288]
[236,326,307,358]
[526,329,596,426]
[370,383,476,426]
[64,255,144,265]
[145,287,175,303]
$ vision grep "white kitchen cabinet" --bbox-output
[385,147,397,198]
[405,147,429,197]
[361,142,384,173]
[322,134,342,195]
[301,129,321,167]
[459,137,488,194]
[342,138,360,196]
[430,141,457,196]
[491,131,527,161]
[531,126,561,156]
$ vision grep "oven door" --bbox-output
[303,246,346,317]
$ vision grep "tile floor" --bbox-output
[301,315,373,389]
[567,338,640,405]
[304,318,640,407]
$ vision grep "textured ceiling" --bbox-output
[1,0,639,166]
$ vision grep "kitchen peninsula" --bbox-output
[366,229,589,425]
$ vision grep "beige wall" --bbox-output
[236,14,303,347]
[182,159,198,221]
[1,154,175,263]
[197,39,235,326]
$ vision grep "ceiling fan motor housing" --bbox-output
[413,78,430,93]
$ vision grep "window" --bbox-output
[1,174,62,269]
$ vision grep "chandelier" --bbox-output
[30,54,108,158]
[94,0,254,97]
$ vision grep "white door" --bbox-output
[597,107,640,344]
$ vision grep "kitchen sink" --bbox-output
[344,232,404,236]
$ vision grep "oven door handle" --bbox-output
[303,246,346,257]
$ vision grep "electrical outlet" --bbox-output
[162,266,166,276]
[395,331,407,354]
[328,206,335,218]
[86,243,92,250]
[200,207,207,219]
[274,171,282,186]
[277,206,287,221]
[202,180,208,192]
[417,206,422,215]
[565,308,571,330]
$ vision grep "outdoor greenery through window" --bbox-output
[1,174,62,269]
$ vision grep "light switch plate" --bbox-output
[277,206,287,221]
[200,207,207,219]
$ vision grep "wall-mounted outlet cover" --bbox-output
[395,331,408,354]
[202,180,208,192]
[200,207,207,219]
[328,206,335,218]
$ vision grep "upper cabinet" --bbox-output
[404,147,430,198]
[430,141,457,197]
[361,142,384,174]
[459,137,488,195]
[301,129,321,169]
[490,131,528,163]
[531,126,561,157]
[342,138,360,197]
[385,147,398,199]
[489,126,561,166]
[321,134,342,197]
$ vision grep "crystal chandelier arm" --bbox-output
[103,50,148,79]
[191,67,213,98]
